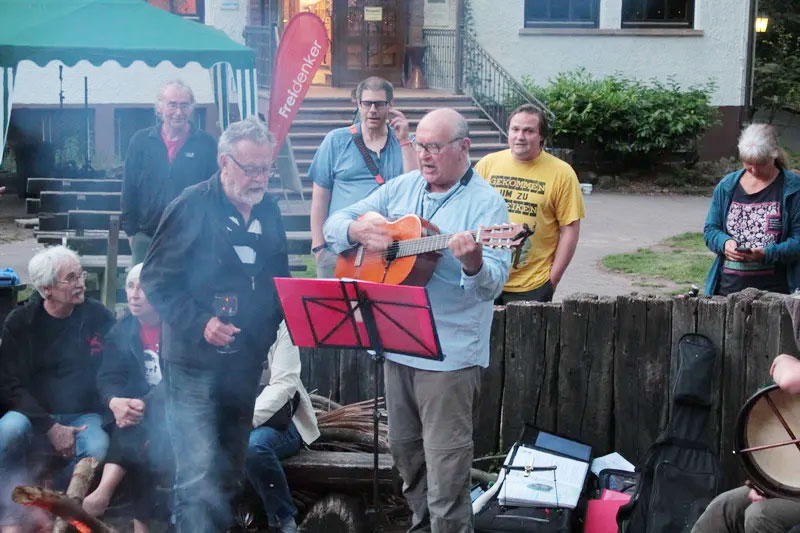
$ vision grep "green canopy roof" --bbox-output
[0,0,254,69]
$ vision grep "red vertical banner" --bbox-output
[268,13,329,154]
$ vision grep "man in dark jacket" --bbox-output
[141,115,289,532]
[122,80,218,263]
[0,246,115,531]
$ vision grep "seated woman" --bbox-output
[0,246,114,533]
[704,123,800,296]
[82,263,170,533]
[245,321,320,533]
[692,354,800,533]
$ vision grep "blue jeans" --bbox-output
[165,361,262,532]
[0,411,109,525]
[245,422,302,526]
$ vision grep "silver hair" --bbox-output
[126,263,143,285]
[28,245,80,297]
[155,80,195,118]
[738,123,788,169]
[217,115,276,156]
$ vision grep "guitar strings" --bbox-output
[354,227,515,261]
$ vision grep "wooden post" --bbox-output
[102,215,119,310]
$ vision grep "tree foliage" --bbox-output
[524,69,718,166]
[753,0,800,120]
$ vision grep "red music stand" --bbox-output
[273,277,444,526]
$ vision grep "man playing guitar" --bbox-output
[323,108,511,532]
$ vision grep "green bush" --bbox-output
[523,69,719,165]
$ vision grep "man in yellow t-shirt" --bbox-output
[475,104,585,303]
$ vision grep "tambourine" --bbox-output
[734,384,800,500]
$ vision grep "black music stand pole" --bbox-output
[273,277,444,532]
[356,288,386,529]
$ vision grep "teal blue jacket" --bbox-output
[703,168,800,295]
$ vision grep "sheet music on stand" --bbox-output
[499,445,590,509]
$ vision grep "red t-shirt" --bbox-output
[139,322,163,386]
[161,126,189,164]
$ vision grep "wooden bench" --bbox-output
[282,450,396,490]
[27,178,121,195]
[40,191,120,212]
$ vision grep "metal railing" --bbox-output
[243,24,277,88]
[462,31,552,138]
[422,29,552,139]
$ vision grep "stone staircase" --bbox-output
[275,93,507,198]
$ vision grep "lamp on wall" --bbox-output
[755,16,769,33]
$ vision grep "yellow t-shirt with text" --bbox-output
[475,149,585,292]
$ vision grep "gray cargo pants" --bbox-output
[385,360,480,533]
[692,485,800,533]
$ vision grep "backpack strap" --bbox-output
[349,124,385,185]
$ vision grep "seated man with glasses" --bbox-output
[309,76,418,277]
[122,79,218,264]
[0,245,115,532]
[324,108,511,532]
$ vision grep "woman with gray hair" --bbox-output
[704,123,800,295]
[0,246,114,532]
[83,263,169,533]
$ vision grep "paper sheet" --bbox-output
[590,452,635,477]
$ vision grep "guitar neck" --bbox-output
[394,229,480,258]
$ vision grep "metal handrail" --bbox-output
[462,30,553,138]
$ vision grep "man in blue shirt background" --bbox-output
[309,76,417,277]
[324,108,510,532]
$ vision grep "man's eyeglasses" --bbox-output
[359,100,389,110]
[165,102,193,111]
[228,155,271,178]
[57,271,87,286]
[412,137,465,155]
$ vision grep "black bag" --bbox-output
[616,333,720,533]
[262,391,301,431]
[475,500,574,532]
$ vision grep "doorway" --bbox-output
[281,0,333,85]
[331,0,406,86]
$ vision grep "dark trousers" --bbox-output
[105,388,172,520]
[692,486,800,533]
[495,280,555,305]
[165,360,262,532]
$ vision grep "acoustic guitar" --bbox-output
[334,213,533,286]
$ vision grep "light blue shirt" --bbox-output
[308,124,405,215]
[324,169,511,371]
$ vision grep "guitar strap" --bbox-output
[349,124,385,185]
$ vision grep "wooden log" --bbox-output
[669,296,698,412]
[282,450,394,489]
[500,302,545,450]
[53,457,100,533]
[720,289,759,489]
[318,428,388,452]
[614,295,671,464]
[536,303,562,437]
[12,486,115,533]
[696,297,727,467]
[560,294,614,455]
[474,307,505,456]
[309,393,344,412]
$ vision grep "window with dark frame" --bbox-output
[147,0,205,23]
[524,0,599,28]
[622,0,693,28]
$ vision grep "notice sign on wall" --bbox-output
[364,6,383,21]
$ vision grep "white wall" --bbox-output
[469,0,751,107]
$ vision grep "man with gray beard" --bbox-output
[141,116,289,532]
